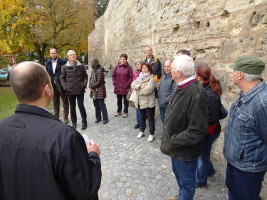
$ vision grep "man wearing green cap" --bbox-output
[224,56,267,200]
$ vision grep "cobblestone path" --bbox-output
[68,72,232,200]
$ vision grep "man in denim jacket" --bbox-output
[224,56,266,200]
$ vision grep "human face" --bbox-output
[164,61,172,74]
[145,47,152,57]
[233,69,241,86]
[68,52,77,63]
[50,49,58,60]
[120,57,127,65]
[142,65,149,74]
[136,62,141,70]
[171,63,179,83]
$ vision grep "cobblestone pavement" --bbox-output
[68,72,264,200]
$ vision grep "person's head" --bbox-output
[49,48,58,60]
[10,61,53,105]
[91,57,100,69]
[176,49,191,56]
[171,55,195,83]
[120,54,128,65]
[196,65,222,96]
[135,59,142,71]
[141,62,153,74]
[164,60,172,74]
[67,50,77,63]
[145,46,153,57]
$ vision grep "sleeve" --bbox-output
[58,132,101,200]
[207,94,220,126]
[127,66,133,88]
[255,106,267,145]
[60,66,66,90]
[139,77,156,96]
[156,59,162,79]
[172,92,208,147]
[131,78,141,91]
[112,66,117,85]
[82,65,88,88]
[90,70,104,89]
[165,81,177,104]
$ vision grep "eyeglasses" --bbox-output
[68,54,76,56]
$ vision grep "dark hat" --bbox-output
[230,56,265,75]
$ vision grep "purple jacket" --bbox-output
[112,62,133,95]
[133,69,141,81]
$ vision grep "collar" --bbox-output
[239,79,266,104]
[51,58,58,63]
[66,60,81,67]
[177,75,196,90]
[15,104,60,122]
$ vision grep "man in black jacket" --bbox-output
[0,61,101,200]
[46,48,69,124]
[160,55,208,200]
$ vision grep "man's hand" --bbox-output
[140,85,146,89]
[86,140,101,156]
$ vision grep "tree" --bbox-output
[93,0,108,18]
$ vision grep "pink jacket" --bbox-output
[133,69,141,81]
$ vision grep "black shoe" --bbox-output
[72,123,76,129]
[195,183,207,188]
[95,119,101,123]
[81,124,87,130]
[103,120,109,124]
[134,124,140,129]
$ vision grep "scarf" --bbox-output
[139,72,151,81]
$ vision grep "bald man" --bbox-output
[0,62,101,200]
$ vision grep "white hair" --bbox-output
[172,55,195,77]
[236,70,262,81]
[67,50,76,56]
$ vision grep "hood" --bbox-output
[118,62,129,68]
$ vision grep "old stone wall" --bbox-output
[88,0,267,195]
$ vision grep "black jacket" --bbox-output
[203,81,221,134]
[143,55,162,79]
[45,57,67,91]
[89,65,106,99]
[160,80,208,161]
[0,104,101,200]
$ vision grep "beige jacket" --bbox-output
[131,74,156,109]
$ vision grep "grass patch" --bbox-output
[0,86,54,120]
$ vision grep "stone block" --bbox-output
[255,0,267,6]
[195,0,225,19]
[225,0,250,13]
[256,33,267,64]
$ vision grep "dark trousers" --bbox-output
[117,95,128,114]
[138,107,155,135]
[93,99,108,121]
[68,94,87,125]
[53,85,69,120]
[226,163,265,200]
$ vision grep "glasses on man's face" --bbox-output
[69,54,76,57]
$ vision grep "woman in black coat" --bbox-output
[89,58,109,124]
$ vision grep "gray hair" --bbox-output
[172,55,195,77]
[135,59,142,65]
[236,70,262,81]
[67,50,76,56]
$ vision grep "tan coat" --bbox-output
[131,74,156,109]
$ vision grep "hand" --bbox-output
[86,140,101,156]
[140,85,146,89]
[91,89,95,92]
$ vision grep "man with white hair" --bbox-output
[160,55,208,200]
[60,50,88,130]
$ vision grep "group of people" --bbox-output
[0,45,266,200]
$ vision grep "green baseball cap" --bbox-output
[230,56,265,75]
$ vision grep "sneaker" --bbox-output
[114,112,121,117]
[147,135,154,142]
[122,113,128,118]
[137,132,144,139]
[134,124,140,129]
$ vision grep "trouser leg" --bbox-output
[59,90,69,122]
[77,93,87,125]
[146,107,155,135]
[68,95,77,124]
[98,99,108,121]
[138,108,147,132]
[93,99,101,120]
[123,95,129,114]
[117,95,122,113]
[53,85,60,118]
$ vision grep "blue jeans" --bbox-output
[159,107,167,123]
[172,158,198,200]
[136,108,140,124]
[226,163,265,200]
[195,132,220,185]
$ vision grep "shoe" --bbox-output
[95,119,101,123]
[137,132,144,139]
[72,123,76,129]
[103,120,109,124]
[195,183,207,188]
[64,119,69,124]
[134,124,140,129]
[167,195,180,200]
[148,135,154,142]
[114,112,121,117]
[81,124,87,130]
[122,113,128,118]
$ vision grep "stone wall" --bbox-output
[88,0,267,196]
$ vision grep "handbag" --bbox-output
[219,103,228,119]
[129,90,136,102]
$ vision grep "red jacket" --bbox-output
[112,62,133,95]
